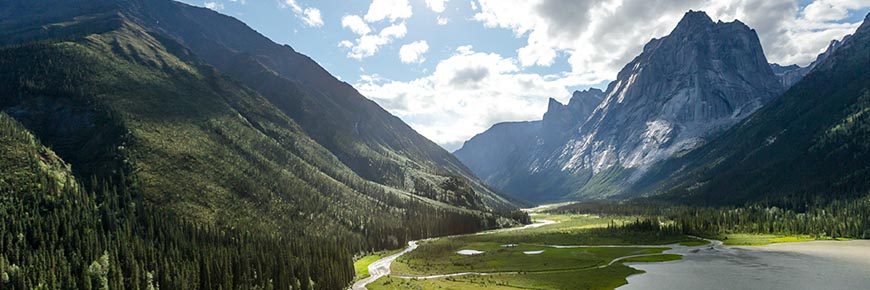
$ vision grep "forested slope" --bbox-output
[0,9,525,289]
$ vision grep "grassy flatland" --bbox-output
[468,214,697,245]
[392,239,668,276]
[373,214,699,289]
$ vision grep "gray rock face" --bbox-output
[540,89,605,146]
[562,11,783,174]
[456,11,786,201]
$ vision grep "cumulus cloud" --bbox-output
[204,1,224,10]
[425,0,449,13]
[471,0,870,84]
[365,0,413,22]
[280,0,324,28]
[302,8,324,27]
[342,22,408,59]
[342,15,372,35]
[339,0,418,59]
[437,15,450,25]
[356,46,575,150]
[400,41,430,64]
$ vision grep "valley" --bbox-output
[2,1,870,289]
[358,206,870,290]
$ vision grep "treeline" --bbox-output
[551,195,870,239]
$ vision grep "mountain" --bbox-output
[770,35,849,88]
[0,0,515,211]
[0,0,524,288]
[637,13,870,206]
[455,11,783,202]
[454,88,604,201]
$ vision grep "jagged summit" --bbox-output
[455,9,783,201]
[676,10,714,28]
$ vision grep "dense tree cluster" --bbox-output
[552,195,870,239]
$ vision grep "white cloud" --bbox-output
[281,0,302,13]
[437,15,450,25]
[471,0,869,84]
[204,1,224,10]
[342,15,372,35]
[280,0,324,28]
[342,22,408,59]
[425,0,449,13]
[365,0,413,22]
[338,0,419,59]
[302,8,324,27]
[380,22,408,38]
[400,41,430,64]
[356,46,576,150]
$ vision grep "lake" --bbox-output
[619,240,870,290]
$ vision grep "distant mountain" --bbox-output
[454,88,604,201]
[455,11,784,202]
[770,35,849,88]
[637,12,870,206]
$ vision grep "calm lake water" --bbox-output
[619,240,870,290]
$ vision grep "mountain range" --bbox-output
[637,12,870,205]
[455,10,864,204]
[3,1,870,288]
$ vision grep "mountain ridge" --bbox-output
[456,10,784,202]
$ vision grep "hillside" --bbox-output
[0,1,526,288]
[0,112,363,289]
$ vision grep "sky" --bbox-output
[181,0,870,151]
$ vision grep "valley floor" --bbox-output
[357,207,701,290]
[356,206,869,290]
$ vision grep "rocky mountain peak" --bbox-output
[675,10,714,30]
[569,10,782,172]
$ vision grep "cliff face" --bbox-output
[563,11,783,174]
[642,12,870,205]
[456,11,785,202]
